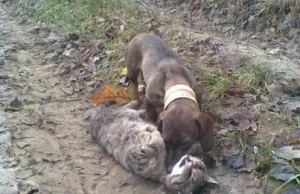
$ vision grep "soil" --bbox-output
[0,1,299,194]
[0,4,160,194]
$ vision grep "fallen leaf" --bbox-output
[91,84,131,106]
[267,84,288,99]
[227,154,245,169]
[287,129,300,145]
[216,129,230,135]
[218,53,242,75]
[272,145,300,161]
[245,122,259,135]
[225,112,259,132]
[221,148,240,157]
[282,185,300,194]
[119,67,128,76]
[282,99,300,117]
[23,104,36,111]
[237,155,257,173]
[226,87,245,97]
[274,135,287,148]
[220,96,244,107]
[269,164,297,181]
[77,40,103,63]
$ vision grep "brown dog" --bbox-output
[125,33,214,171]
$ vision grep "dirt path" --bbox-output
[0,4,162,194]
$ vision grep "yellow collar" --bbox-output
[164,84,198,110]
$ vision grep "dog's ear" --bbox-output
[196,113,214,152]
[157,111,166,133]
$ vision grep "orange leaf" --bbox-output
[91,84,131,106]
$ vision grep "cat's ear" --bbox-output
[205,176,219,184]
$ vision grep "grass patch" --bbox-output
[215,130,246,149]
[238,63,280,91]
[177,0,300,38]
[16,0,162,84]
[194,56,281,105]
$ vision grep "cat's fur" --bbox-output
[86,101,216,193]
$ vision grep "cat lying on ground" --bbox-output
[86,100,217,194]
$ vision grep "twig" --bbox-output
[137,0,155,15]
[272,174,300,194]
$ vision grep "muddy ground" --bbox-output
[0,1,300,194]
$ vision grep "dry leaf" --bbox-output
[91,84,131,106]
[216,129,230,135]
[119,67,128,76]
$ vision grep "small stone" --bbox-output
[68,33,79,41]
[228,155,245,169]
[221,26,232,33]
[256,23,265,32]
[206,50,215,56]
[199,55,210,64]
[16,142,29,149]
[204,36,211,44]
[41,94,51,101]
[261,42,268,50]
[238,32,248,40]
[268,48,281,55]
[9,97,23,109]
[260,95,269,103]
[6,161,18,168]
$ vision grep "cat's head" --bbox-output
[165,155,218,194]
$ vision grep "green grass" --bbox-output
[192,56,281,105]
[184,0,300,37]
[16,0,162,84]
[238,63,280,91]
[272,160,300,194]
[20,0,125,35]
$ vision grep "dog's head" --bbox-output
[157,107,214,171]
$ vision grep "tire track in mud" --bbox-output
[0,4,162,194]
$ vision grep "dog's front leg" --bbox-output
[145,99,158,123]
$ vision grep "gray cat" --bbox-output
[86,101,217,194]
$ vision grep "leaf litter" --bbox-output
[222,111,259,134]
[90,84,131,106]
